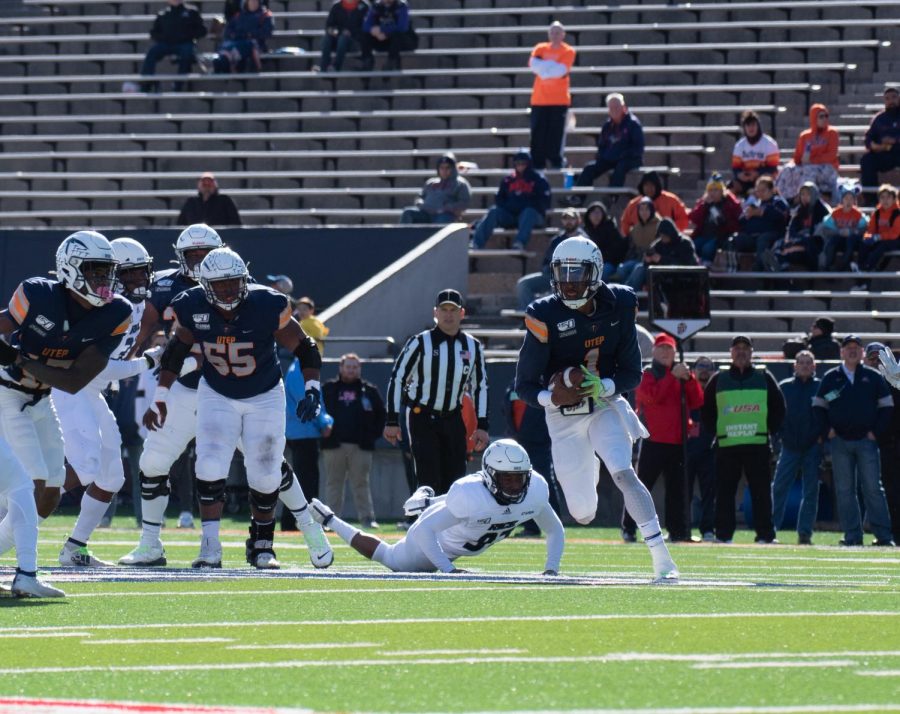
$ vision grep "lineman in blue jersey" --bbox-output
[151,247,324,569]
[515,236,679,582]
[0,231,132,571]
[310,439,564,574]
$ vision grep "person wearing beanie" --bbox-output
[688,172,743,264]
[775,103,840,203]
[821,183,868,271]
[400,152,472,225]
[619,170,690,237]
[471,149,552,250]
[625,217,699,290]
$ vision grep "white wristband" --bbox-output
[305,380,321,392]
[537,390,554,407]
[153,386,169,403]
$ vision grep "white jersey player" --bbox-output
[310,439,564,574]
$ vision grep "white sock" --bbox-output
[140,494,168,546]
[278,474,319,526]
[326,513,360,545]
[638,517,676,572]
[69,492,110,545]
[201,519,220,543]
[7,486,38,573]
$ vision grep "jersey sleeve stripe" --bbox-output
[278,304,292,330]
[8,285,29,323]
[524,316,548,343]
[111,316,132,336]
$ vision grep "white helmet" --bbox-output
[199,247,249,311]
[550,236,603,309]
[175,223,223,280]
[55,230,117,307]
[110,237,153,304]
[481,438,532,505]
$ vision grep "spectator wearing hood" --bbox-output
[771,181,829,271]
[177,172,242,226]
[782,317,841,361]
[619,170,690,238]
[571,92,644,194]
[625,217,699,290]
[359,0,417,72]
[731,110,780,197]
[860,184,900,271]
[528,21,576,171]
[400,153,472,224]
[734,175,790,270]
[582,201,627,281]
[212,0,274,73]
[615,195,659,285]
[821,183,868,271]
[314,0,369,73]
[471,149,552,250]
[775,104,840,203]
[515,207,585,310]
[688,173,742,264]
[860,87,900,204]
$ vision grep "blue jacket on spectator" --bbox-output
[224,2,274,50]
[363,0,410,35]
[778,374,821,452]
[596,111,645,164]
[739,193,790,236]
[864,103,900,150]
[813,364,893,440]
[495,150,552,216]
[285,358,334,440]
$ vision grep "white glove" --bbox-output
[878,348,900,389]
[142,345,164,370]
[403,486,435,516]
[179,355,199,377]
[598,378,616,398]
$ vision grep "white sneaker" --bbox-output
[178,511,195,529]
[118,541,167,567]
[59,542,113,567]
[300,506,334,568]
[252,551,281,569]
[191,537,222,569]
[11,572,65,598]
[652,558,680,584]
[309,498,334,527]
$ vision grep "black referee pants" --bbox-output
[408,409,468,496]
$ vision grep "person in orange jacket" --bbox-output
[860,184,900,270]
[619,170,690,237]
[775,103,840,203]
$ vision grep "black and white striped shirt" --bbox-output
[385,326,489,429]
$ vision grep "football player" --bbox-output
[309,439,564,575]
[149,247,325,569]
[0,231,133,567]
[514,237,679,582]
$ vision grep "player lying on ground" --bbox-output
[310,438,564,574]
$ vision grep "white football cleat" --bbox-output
[118,541,167,567]
[403,486,435,516]
[308,498,334,527]
[11,572,66,598]
[652,565,680,585]
[59,542,113,567]
[252,551,281,570]
[300,504,334,569]
[191,537,223,569]
[178,511,195,529]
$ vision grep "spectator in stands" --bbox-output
[701,335,785,544]
[771,350,823,544]
[582,201,627,281]
[528,21,576,171]
[860,87,900,205]
[619,170,690,238]
[859,184,900,271]
[571,93,644,196]
[625,217,698,290]
[321,354,386,529]
[821,183,868,271]
[212,0,274,73]
[623,333,703,543]
[864,342,900,546]
[177,173,242,226]
[359,0,417,72]
[141,0,207,92]
[400,153,472,225]
[772,182,829,271]
[614,196,659,285]
[775,103,840,204]
[223,0,267,19]
[731,110,780,197]
[515,208,585,310]
[783,316,841,362]
[813,334,895,546]
[688,172,742,265]
[294,297,329,356]
[471,149,552,250]
[314,0,369,73]
[733,175,790,271]
[687,356,717,541]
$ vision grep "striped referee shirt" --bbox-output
[385,326,489,430]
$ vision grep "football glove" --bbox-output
[879,347,900,390]
[579,365,615,399]
[0,339,18,367]
[403,486,435,516]
[296,384,321,423]
[142,345,164,370]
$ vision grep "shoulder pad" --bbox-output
[608,283,637,310]
[444,479,476,519]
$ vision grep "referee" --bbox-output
[384,289,489,495]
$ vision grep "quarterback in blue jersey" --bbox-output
[515,236,678,582]
[150,247,325,569]
[0,231,132,575]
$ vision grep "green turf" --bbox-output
[1,515,899,712]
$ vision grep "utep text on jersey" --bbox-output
[3,278,132,391]
[170,284,292,400]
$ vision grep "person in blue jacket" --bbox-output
[359,0,417,72]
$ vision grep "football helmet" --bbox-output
[550,236,603,310]
[482,438,532,505]
[55,230,117,307]
[199,247,249,311]
[110,237,153,304]
[175,224,223,280]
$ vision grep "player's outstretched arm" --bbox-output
[125,301,161,359]
[17,345,110,395]
[407,504,465,574]
[275,318,323,422]
[515,331,551,408]
[533,504,565,576]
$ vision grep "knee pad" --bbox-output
[249,488,278,515]
[279,460,294,492]
[140,473,170,501]
[612,467,641,491]
[196,478,226,505]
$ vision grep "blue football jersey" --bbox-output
[2,277,132,392]
[149,268,203,389]
[170,284,292,400]
[514,284,642,408]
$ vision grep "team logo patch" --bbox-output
[557,319,575,331]
[156,279,174,287]
[35,315,55,331]
[476,517,491,525]
[193,313,210,323]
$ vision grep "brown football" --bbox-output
[549,367,585,406]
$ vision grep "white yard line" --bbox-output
[83,638,235,645]
[378,648,528,656]
[0,632,91,639]
[226,643,381,650]
[0,697,309,714]
[857,670,900,677]
[692,660,857,669]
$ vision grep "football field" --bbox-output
[1,517,899,714]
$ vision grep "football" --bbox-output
[549,367,586,406]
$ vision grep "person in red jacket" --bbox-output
[688,172,742,264]
[623,332,704,543]
[775,103,840,203]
